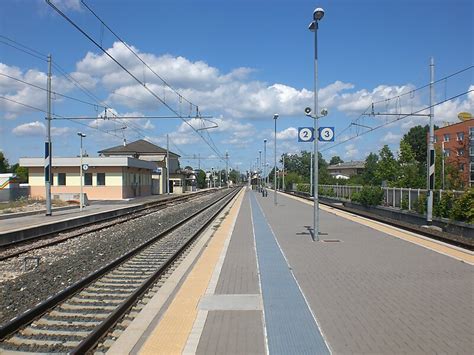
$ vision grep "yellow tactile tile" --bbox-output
[283,192,474,265]
[139,189,245,355]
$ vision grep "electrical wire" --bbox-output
[45,0,225,160]
[321,89,473,152]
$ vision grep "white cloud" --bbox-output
[12,121,71,137]
[381,131,401,144]
[276,127,297,140]
[12,121,45,136]
[344,144,359,159]
[50,0,82,11]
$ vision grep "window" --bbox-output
[97,173,106,186]
[456,132,464,141]
[58,173,66,186]
[470,146,474,156]
[444,149,450,157]
[457,148,464,156]
[433,135,437,143]
[459,163,464,172]
[84,173,92,186]
[470,127,474,137]
[443,134,450,142]
[471,163,474,184]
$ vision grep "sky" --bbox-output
[0,0,473,173]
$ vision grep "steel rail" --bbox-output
[73,187,240,353]
[0,189,215,259]
[0,187,240,345]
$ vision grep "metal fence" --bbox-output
[297,184,465,211]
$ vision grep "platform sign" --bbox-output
[82,164,89,171]
[318,127,335,142]
[298,127,315,142]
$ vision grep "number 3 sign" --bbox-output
[318,127,335,142]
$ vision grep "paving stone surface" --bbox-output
[256,192,473,354]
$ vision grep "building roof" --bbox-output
[327,161,365,170]
[98,139,180,158]
[434,119,473,132]
[19,157,157,170]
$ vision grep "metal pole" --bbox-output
[310,151,313,196]
[427,57,435,222]
[442,141,445,190]
[79,135,83,211]
[264,139,267,188]
[259,150,262,188]
[45,54,52,216]
[166,134,170,195]
[273,114,278,205]
[225,152,229,188]
[313,17,320,240]
[282,154,285,191]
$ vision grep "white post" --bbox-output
[166,134,170,194]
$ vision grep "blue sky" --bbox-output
[0,0,472,173]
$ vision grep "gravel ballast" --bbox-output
[0,190,230,326]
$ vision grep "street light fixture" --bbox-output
[77,132,86,211]
[308,6,325,241]
[273,113,279,205]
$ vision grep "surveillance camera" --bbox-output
[320,108,328,116]
[304,107,312,116]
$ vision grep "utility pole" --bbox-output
[282,154,285,191]
[166,134,170,195]
[45,54,52,216]
[310,151,313,196]
[225,151,229,188]
[263,139,267,188]
[427,57,435,223]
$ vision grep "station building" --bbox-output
[433,118,473,187]
[327,161,365,179]
[98,139,183,194]
[19,156,156,200]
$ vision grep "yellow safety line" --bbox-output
[283,192,474,265]
[139,189,245,355]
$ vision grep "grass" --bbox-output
[0,197,70,214]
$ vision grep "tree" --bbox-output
[329,156,344,165]
[402,124,438,165]
[0,152,9,173]
[229,169,239,184]
[375,145,399,185]
[10,163,28,182]
[196,170,207,189]
[395,139,424,188]
[362,153,379,185]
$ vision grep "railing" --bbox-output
[296,184,465,212]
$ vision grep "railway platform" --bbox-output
[107,187,473,354]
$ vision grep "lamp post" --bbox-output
[77,132,86,211]
[263,139,267,187]
[309,7,325,241]
[259,150,262,188]
[273,114,279,205]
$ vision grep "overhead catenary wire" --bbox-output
[45,0,225,162]
[321,89,473,153]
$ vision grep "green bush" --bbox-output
[401,194,409,210]
[319,187,335,197]
[296,183,310,193]
[450,189,474,224]
[350,186,383,207]
[414,193,427,215]
[434,191,455,219]
[351,191,361,203]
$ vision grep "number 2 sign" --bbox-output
[298,127,314,142]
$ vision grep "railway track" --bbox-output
[0,189,216,261]
[283,190,473,250]
[0,187,241,353]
